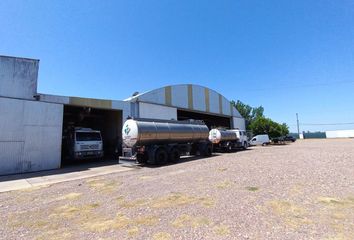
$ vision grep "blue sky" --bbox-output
[1,0,354,132]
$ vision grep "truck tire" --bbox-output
[169,148,180,163]
[137,153,148,164]
[155,148,168,165]
[226,142,232,152]
[202,144,212,157]
[243,141,248,150]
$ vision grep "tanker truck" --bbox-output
[208,128,249,152]
[119,118,212,164]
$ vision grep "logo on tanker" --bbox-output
[124,124,131,135]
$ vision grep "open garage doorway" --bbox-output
[61,105,122,166]
[177,109,231,129]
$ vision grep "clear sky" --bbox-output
[1,0,354,132]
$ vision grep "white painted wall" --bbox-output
[0,97,63,175]
[139,102,177,120]
[232,117,246,130]
[326,130,354,138]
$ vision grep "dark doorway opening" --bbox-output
[177,109,231,129]
[61,105,122,166]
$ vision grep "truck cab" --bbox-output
[67,127,104,160]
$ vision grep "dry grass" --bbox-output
[213,224,231,236]
[152,232,172,240]
[82,214,130,232]
[86,178,120,193]
[246,186,259,192]
[150,192,196,208]
[127,226,139,236]
[171,214,211,228]
[266,200,312,228]
[215,180,232,189]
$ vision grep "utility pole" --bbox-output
[296,113,300,137]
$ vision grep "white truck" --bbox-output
[249,134,270,146]
[63,127,104,160]
[208,128,249,152]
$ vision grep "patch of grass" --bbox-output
[246,186,259,192]
[216,181,232,189]
[267,200,311,228]
[86,178,120,193]
[119,198,147,208]
[198,197,215,208]
[152,232,172,240]
[150,193,197,208]
[217,167,228,172]
[134,215,159,226]
[213,224,231,236]
[171,214,211,228]
[318,197,354,207]
[127,226,139,236]
[82,214,130,232]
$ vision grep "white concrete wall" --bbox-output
[0,56,39,100]
[0,97,63,175]
[232,117,246,130]
[139,102,177,120]
[326,130,354,138]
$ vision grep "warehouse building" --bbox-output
[0,55,245,175]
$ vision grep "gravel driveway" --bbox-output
[1,139,353,240]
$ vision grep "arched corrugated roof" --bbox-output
[125,84,242,118]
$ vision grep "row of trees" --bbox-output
[231,100,289,138]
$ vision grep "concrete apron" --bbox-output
[0,164,135,193]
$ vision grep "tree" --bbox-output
[231,100,264,129]
[231,100,289,138]
[249,117,289,138]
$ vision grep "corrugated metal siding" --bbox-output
[139,87,165,105]
[139,102,177,120]
[0,97,63,175]
[126,84,244,119]
[233,117,246,130]
[171,85,188,109]
[192,85,206,112]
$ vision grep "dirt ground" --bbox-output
[0,139,353,240]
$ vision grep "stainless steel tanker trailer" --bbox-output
[119,118,212,164]
[208,128,249,152]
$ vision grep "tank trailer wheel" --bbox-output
[169,148,180,163]
[226,142,232,152]
[155,148,168,165]
[243,141,248,150]
[203,144,212,157]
